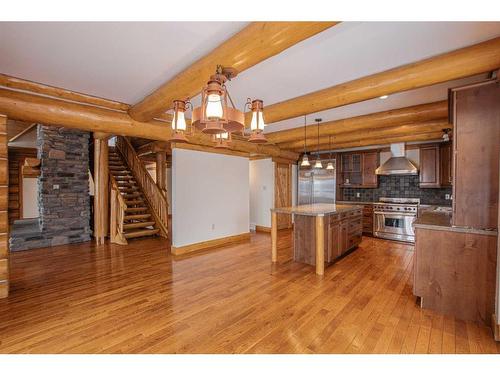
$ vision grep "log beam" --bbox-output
[282,119,449,150]
[255,37,500,125]
[0,88,298,160]
[298,132,444,152]
[129,22,338,122]
[266,101,448,144]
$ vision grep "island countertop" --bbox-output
[413,210,497,237]
[271,203,361,217]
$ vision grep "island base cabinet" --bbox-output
[294,209,363,267]
[414,227,497,326]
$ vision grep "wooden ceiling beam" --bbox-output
[255,37,500,125]
[282,119,450,150]
[265,100,448,144]
[0,73,174,123]
[295,132,444,152]
[128,22,339,122]
[0,87,298,160]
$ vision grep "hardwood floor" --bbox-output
[0,232,498,354]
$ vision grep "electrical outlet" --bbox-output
[53,184,59,190]
[445,194,451,200]
[356,192,361,198]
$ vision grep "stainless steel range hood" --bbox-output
[375,143,418,176]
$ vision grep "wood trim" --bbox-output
[171,142,249,158]
[315,216,325,276]
[129,22,338,121]
[271,211,277,262]
[255,225,271,233]
[0,115,8,298]
[257,36,500,124]
[171,232,251,256]
[492,314,500,341]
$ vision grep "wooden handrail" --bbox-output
[115,136,169,238]
[109,175,128,245]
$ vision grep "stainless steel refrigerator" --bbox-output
[298,161,336,205]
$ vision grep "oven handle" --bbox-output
[374,211,417,217]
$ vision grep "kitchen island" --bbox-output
[270,204,363,275]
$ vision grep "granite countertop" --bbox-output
[271,204,361,217]
[336,201,375,205]
[413,211,497,236]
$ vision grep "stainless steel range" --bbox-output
[373,197,420,243]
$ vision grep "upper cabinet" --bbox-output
[340,151,378,188]
[451,80,500,230]
[419,143,453,188]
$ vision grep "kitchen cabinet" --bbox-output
[451,80,500,229]
[340,151,378,188]
[362,205,374,235]
[419,144,440,188]
[439,142,452,187]
[419,143,453,188]
[328,210,362,260]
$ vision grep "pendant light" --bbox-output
[171,99,189,143]
[191,65,245,135]
[326,135,334,170]
[213,131,231,149]
[313,118,323,169]
[247,99,267,143]
[300,115,310,167]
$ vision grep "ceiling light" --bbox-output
[326,162,334,170]
[171,99,189,143]
[214,131,231,149]
[300,154,310,167]
[248,99,267,143]
[314,158,323,169]
[314,118,323,169]
[379,95,389,99]
[326,135,334,170]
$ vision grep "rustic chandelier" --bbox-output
[170,65,267,146]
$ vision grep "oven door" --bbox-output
[373,211,416,242]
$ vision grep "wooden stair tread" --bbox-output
[125,199,144,205]
[124,213,151,220]
[121,192,142,199]
[123,221,155,230]
[124,206,148,212]
[124,228,160,239]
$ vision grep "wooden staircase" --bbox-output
[109,149,160,242]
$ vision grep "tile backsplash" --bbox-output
[342,175,452,206]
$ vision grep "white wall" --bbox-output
[22,177,39,218]
[249,159,274,229]
[172,148,249,248]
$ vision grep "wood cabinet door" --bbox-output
[419,145,440,188]
[341,154,351,172]
[328,222,341,261]
[362,152,378,187]
[439,142,452,187]
[351,154,362,173]
[340,220,349,255]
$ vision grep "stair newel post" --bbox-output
[93,132,110,245]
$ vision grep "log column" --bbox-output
[271,211,278,262]
[155,151,166,193]
[315,216,325,276]
[93,132,109,245]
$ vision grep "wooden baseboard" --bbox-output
[255,225,271,233]
[492,314,500,341]
[171,232,251,256]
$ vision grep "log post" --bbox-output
[271,211,278,262]
[93,133,109,245]
[315,216,325,276]
[155,151,166,193]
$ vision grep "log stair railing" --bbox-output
[111,136,169,242]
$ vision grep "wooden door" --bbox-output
[362,152,378,187]
[419,145,440,188]
[452,81,500,229]
[274,162,292,230]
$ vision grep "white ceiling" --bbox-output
[0,21,499,134]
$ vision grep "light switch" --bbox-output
[53,184,59,190]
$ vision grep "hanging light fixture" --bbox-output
[300,115,310,167]
[171,99,190,143]
[213,131,232,149]
[313,118,323,169]
[247,98,267,143]
[191,65,245,135]
[326,135,334,170]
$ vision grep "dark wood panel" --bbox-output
[439,141,452,187]
[414,227,497,325]
[362,152,378,187]
[452,81,500,229]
